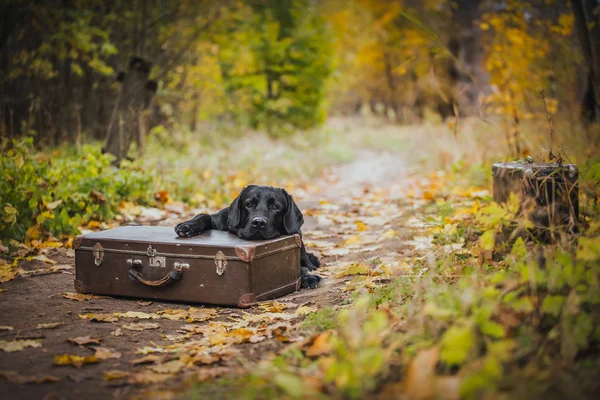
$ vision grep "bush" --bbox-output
[1,138,153,243]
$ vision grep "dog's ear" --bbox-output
[227,186,254,229]
[282,189,304,234]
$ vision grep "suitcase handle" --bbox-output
[128,260,183,287]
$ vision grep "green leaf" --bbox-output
[511,237,526,259]
[479,229,495,251]
[480,320,505,339]
[274,372,304,398]
[440,323,474,366]
[541,295,565,317]
[576,237,600,261]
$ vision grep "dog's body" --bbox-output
[175,185,321,288]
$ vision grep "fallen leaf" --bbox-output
[136,346,168,355]
[50,264,73,272]
[336,262,370,277]
[130,354,169,366]
[32,255,56,265]
[186,308,218,322]
[122,322,160,331]
[53,354,99,368]
[93,347,121,360]
[272,325,291,343]
[113,311,159,320]
[305,331,333,357]
[295,306,317,316]
[104,370,130,381]
[249,334,266,343]
[79,314,119,323]
[137,300,153,306]
[0,370,59,384]
[355,221,369,232]
[0,241,8,253]
[343,235,361,246]
[62,292,92,301]
[382,229,397,238]
[0,262,17,283]
[67,336,102,346]
[0,326,14,331]
[402,346,439,400]
[148,360,185,374]
[260,301,287,313]
[127,371,170,384]
[111,328,124,337]
[242,312,297,323]
[37,323,62,330]
[0,340,42,352]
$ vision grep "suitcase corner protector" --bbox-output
[74,279,87,294]
[73,235,84,249]
[235,246,256,262]
[237,293,257,308]
[293,234,302,247]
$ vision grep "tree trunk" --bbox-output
[449,0,488,115]
[103,57,154,163]
[571,0,600,121]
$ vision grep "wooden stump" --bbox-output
[492,161,579,235]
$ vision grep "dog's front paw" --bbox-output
[307,252,321,269]
[175,221,200,237]
[301,273,322,289]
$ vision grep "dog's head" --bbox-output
[227,185,303,240]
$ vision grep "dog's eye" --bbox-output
[244,200,254,208]
[269,204,280,211]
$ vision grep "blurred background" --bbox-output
[1,0,599,242]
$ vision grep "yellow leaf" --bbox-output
[37,323,62,329]
[79,313,119,323]
[67,336,102,346]
[113,311,160,319]
[93,347,122,360]
[62,292,93,301]
[295,305,318,316]
[355,221,368,232]
[104,370,130,381]
[0,263,17,283]
[343,235,361,245]
[337,262,370,277]
[53,354,99,368]
[305,331,333,357]
[0,340,41,352]
[382,229,397,238]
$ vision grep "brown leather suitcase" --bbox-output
[73,226,301,308]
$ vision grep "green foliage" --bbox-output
[301,307,338,332]
[215,0,333,134]
[0,138,152,242]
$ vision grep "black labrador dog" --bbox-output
[174,185,321,288]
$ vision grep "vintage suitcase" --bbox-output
[73,226,301,308]
[492,161,579,221]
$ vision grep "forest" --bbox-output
[1,0,600,399]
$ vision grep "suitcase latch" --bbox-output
[146,245,157,257]
[93,243,104,266]
[215,251,227,276]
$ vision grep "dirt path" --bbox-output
[0,151,428,400]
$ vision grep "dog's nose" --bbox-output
[251,217,267,230]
